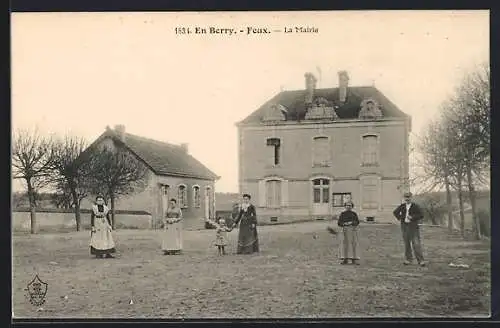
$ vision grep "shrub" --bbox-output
[477,209,491,237]
[420,195,447,225]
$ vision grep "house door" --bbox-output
[205,187,212,219]
[312,178,330,216]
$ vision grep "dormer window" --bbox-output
[267,138,281,166]
[359,98,383,120]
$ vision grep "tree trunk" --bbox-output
[110,194,116,230]
[457,178,466,238]
[26,180,37,234]
[466,161,481,240]
[444,175,453,232]
[71,189,81,231]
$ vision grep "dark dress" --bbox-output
[233,204,259,254]
[337,210,360,260]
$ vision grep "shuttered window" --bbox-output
[266,180,282,208]
[361,177,379,209]
[313,137,330,166]
[362,135,378,165]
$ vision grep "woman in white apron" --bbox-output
[162,198,183,255]
[90,196,116,258]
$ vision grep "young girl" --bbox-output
[337,201,361,265]
[205,217,232,256]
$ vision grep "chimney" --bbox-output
[114,124,126,141]
[304,72,317,104]
[338,70,349,103]
[180,143,188,153]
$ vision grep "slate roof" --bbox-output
[89,130,219,180]
[239,86,408,124]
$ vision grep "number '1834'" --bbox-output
[175,27,192,34]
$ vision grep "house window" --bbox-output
[266,179,282,208]
[362,135,378,166]
[332,193,352,207]
[312,136,330,166]
[266,138,281,166]
[361,177,379,209]
[312,178,330,204]
[178,184,187,208]
[161,184,170,213]
[193,186,201,208]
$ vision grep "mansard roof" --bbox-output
[238,86,408,125]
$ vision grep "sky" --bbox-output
[11,11,489,193]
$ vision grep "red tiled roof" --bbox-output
[93,130,219,180]
[239,86,408,124]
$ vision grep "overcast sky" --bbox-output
[11,11,489,193]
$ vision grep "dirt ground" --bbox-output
[12,221,490,318]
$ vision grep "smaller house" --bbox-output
[80,125,219,229]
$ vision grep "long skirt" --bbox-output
[338,226,359,260]
[162,221,183,251]
[237,224,259,254]
[90,224,116,255]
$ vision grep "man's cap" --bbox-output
[403,192,413,197]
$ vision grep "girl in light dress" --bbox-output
[205,217,233,256]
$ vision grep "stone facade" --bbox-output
[82,128,217,230]
[237,71,411,224]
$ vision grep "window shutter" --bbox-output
[258,180,266,207]
[281,179,289,207]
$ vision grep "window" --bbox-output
[361,177,379,209]
[161,184,170,213]
[313,136,330,166]
[266,180,282,208]
[266,138,281,166]
[312,178,330,204]
[193,186,201,208]
[178,185,187,208]
[332,193,352,207]
[362,135,378,165]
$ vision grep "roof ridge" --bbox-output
[280,85,377,93]
[124,132,181,149]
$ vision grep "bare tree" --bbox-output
[446,65,490,240]
[85,147,148,229]
[416,118,454,232]
[50,135,89,231]
[12,129,55,234]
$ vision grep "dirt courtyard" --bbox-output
[12,221,490,318]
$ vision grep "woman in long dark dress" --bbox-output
[232,194,259,254]
[337,201,360,265]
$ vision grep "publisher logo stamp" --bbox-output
[25,274,48,306]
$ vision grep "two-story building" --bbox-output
[236,71,411,223]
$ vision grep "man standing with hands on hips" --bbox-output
[393,192,426,266]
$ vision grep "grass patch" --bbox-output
[12,222,490,318]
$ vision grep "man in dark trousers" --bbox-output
[393,192,426,266]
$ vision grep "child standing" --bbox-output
[204,217,232,256]
[214,218,231,256]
